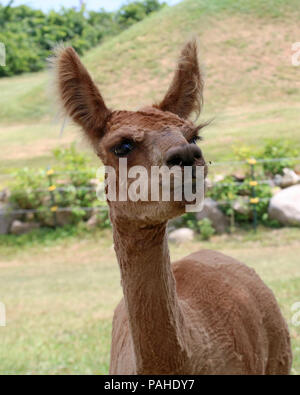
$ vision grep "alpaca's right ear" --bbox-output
[51,46,111,144]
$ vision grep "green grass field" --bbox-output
[0,227,299,374]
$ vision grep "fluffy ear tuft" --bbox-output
[50,45,111,144]
[155,39,203,120]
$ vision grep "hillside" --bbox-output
[1,0,300,169]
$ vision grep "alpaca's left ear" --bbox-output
[51,45,111,145]
[155,39,203,120]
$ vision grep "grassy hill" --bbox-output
[0,0,300,169]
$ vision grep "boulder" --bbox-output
[0,202,16,234]
[196,198,229,234]
[10,220,40,235]
[268,185,300,225]
[26,212,35,222]
[0,189,10,203]
[168,216,185,231]
[232,170,246,182]
[56,209,73,226]
[274,168,300,188]
[271,186,282,196]
[86,213,101,229]
[89,178,100,187]
[232,197,251,216]
[204,178,213,189]
[168,228,194,244]
[43,208,73,227]
[213,174,225,183]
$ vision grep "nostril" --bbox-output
[165,145,203,167]
[166,154,183,167]
[165,147,183,167]
[191,145,202,159]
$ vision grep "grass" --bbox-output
[2,101,300,172]
[0,226,299,374]
[0,121,92,172]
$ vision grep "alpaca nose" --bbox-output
[165,144,203,167]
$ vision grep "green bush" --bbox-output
[0,1,165,77]
[257,139,299,176]
[180,214,216,239]
[205,139,299,227]
[207,175,273,225]
[198,218,215,240]
[181,212,199,231]
[9,168,49,211]
[9,144,108,227]
[116,0,165,28]
[8,138,297,233]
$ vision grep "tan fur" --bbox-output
[50,45,112,145]
[52,40,292,375]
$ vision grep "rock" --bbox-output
[232,197,251,216]
[56,209,73,226]
[168,228,195,244]
[56,179,69,185]
[268,185,300,225]
[266,179,276,188]
[0,189,10,203]
[10,220,40,235]
[196,198,229,234]
[204,178,213,189]
[232,170,246,182]
[271,186,281,196]
[274,168,300,188]
[89,178,100,187]
[0,202,16,234]
[168,216,185,231]
[26,212,35,222]
[213,174,225,183]
[43,208,73,227]
[41,196,51,206]
[86,213,101,229]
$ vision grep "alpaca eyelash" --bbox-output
[194,135,203,141]
[110,138,134,151]
[189,135,203,144]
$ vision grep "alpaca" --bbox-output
[52,40,292,375]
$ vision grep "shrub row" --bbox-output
[4,139,300,233]
[0,0,165,77]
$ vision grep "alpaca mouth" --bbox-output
[158,165,205,198]
[159,177,204,202]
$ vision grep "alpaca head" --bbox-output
[53,40,207,225]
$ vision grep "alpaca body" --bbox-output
[110,234,292,375]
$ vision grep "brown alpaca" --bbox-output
[52,40,292,375]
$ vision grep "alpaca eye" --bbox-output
[113,141,134,157]
[189,136,200,145]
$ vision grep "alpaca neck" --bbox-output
[112,217,188,374]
